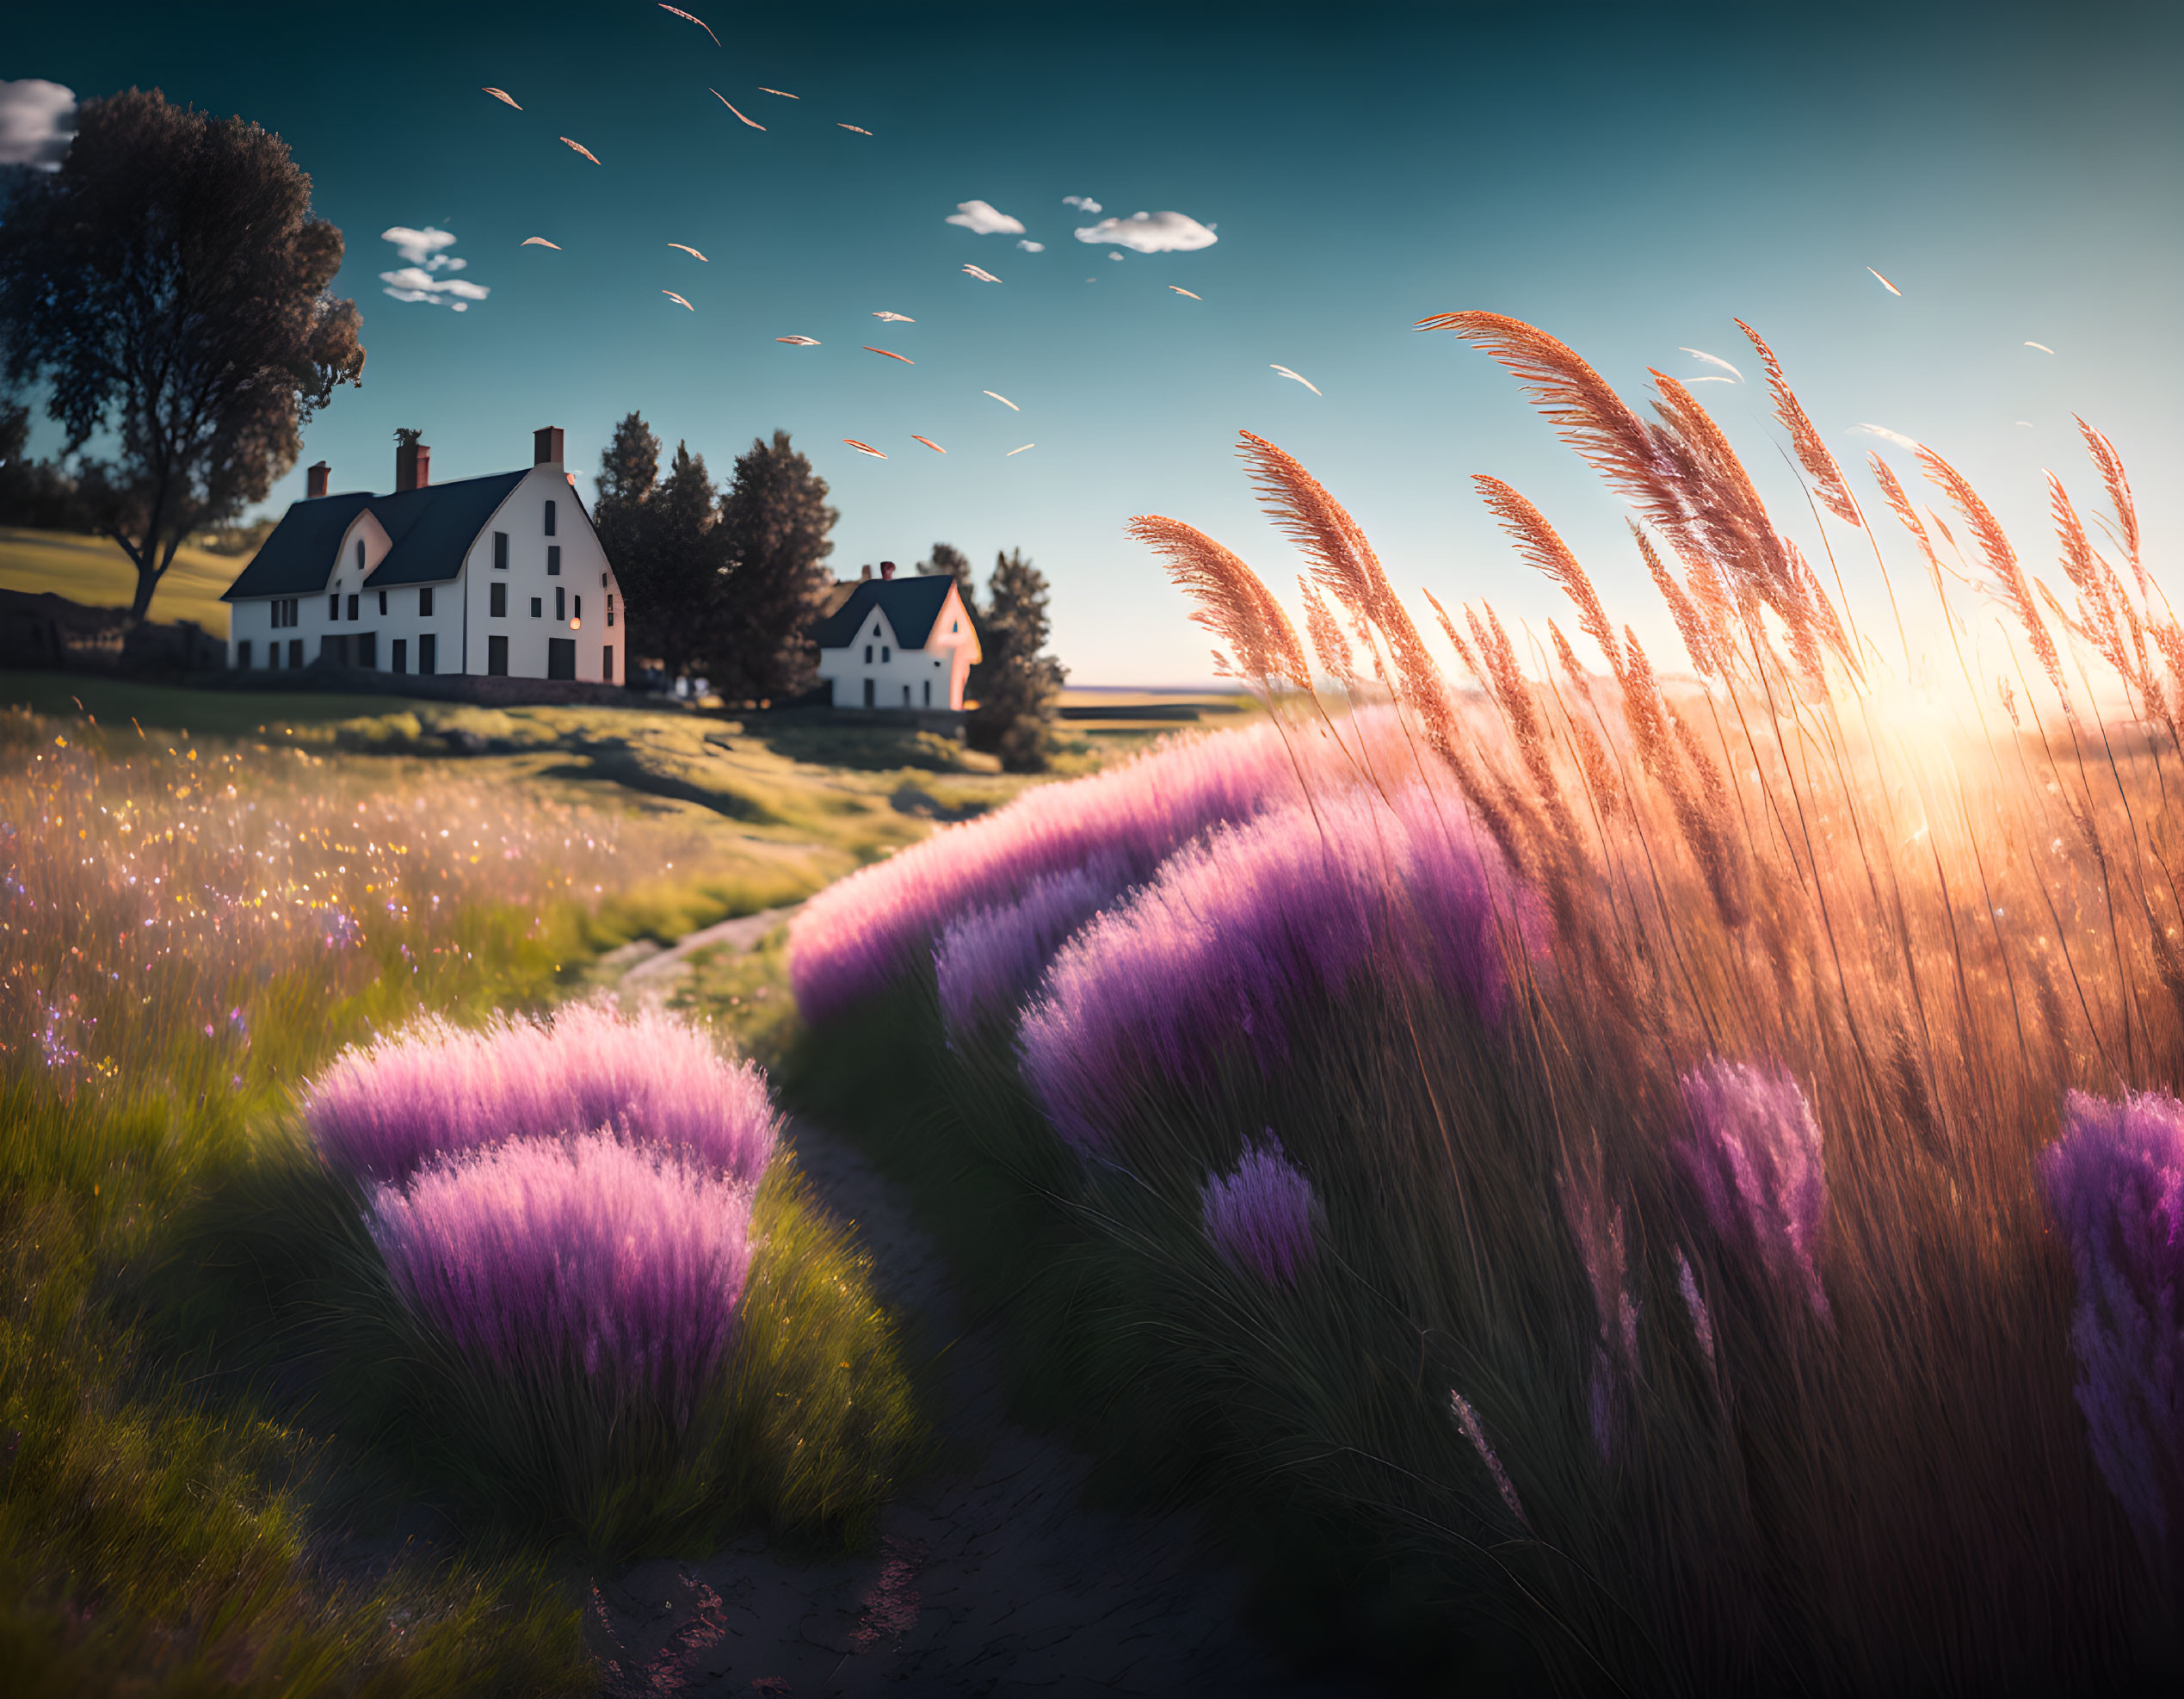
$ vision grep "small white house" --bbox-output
[220,428,625,684]
[813,563,981,711]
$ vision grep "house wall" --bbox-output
[813,588,977,709]
[460,465,621,682]
[225,510,419,671]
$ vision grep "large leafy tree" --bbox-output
[0,90,365,622]
[972,547,1066,771]
[715,430,837,702]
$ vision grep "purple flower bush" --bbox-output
[369,1133,756,1422]
[789,720,1318,1026]
[2039,1090,2184,1557]
[933,853,1132,1035]
[1201,1138,1319,1286]
[1020,787,1516,1153]
[304,1002,779,1186]
[1673,1060,1830,1319]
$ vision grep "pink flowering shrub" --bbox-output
[369,1133,756,1423]
[304,1002,779,1186]
[1674,1060,1829,1319]
[2039,1090,2184,1560]
[933,854,1132,1035]
[1200,1139,1318,1286]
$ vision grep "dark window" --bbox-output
[355,540,365,573]
[547,637,576,680]
[922,679,930,707]
[607,594,615,627]
[862,678,875,707]
[547,545,561,576]
[602,645,614,683]
[881,645,891,663]
[555,586,566,622]
[419,633,436,675]
[573,594,583,621]
[236,640,251,670]
[544,500,556,535]
[329,594,339,620]
[419,586,434,616]
[493,532,509,570]
[487,634,509,677]
[347,594,359,621]
[392,638,408,674]
[864,644,873,664]
[378,590,387,615]
[288,639,303,668]
[490,582,507,618]
[356,632,377,670]
[902,684,910,706]
[530,596,541,618]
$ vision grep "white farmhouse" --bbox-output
[812,562,981,711]
[220,428,625,684]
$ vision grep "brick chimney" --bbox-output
[395,441,431,491]
[879,559,897,579]
[534,425,565,466]
[305,460,330,499]
[860,564,873,580]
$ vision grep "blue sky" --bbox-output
[8,1,2181,683]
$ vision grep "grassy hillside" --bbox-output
[0,526,236,632]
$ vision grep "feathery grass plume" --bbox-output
[1546,625,1624,817]
[1477,602,1580,846]
[1675,1060,1830,1319]
[1473,475,1623,677]
[1632,523,1719,678]
[1124,515,1311,691]
[1200,1137,1319,1286]
[1020,788,1517,1153]
[1918,445,2073,716]
[2049,474,2132,683]
[1424,586,1487,686]
[789,721,1305,1022]
[2038,579,2098,648]
[305,1004,780,1187]
[369,1132,756,1421]
[1448,1392,1528,1528]
[1785,534,1859,680]
[933,855,1130,1035]
[1419,311,1684,544]
[1870,451,1948,593]
[1560,1153,1638,1366]
[1736,318,1862,527]
[1647,370,1805,634]
[1299,576,1359,686]
[1675,1247,1717,1366]
[2039,1090,2184,1565]
[2076,417,2144,598]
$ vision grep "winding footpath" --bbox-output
[590,916,1358,1697]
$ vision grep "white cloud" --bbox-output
[1072,210,1217,254]
[1062,195,1101,214]
[0,78,75,170]
[1016,238,1044,252]
[945,200,1024,235]
[381,226,461,269]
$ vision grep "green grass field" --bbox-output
[0,526,238,631]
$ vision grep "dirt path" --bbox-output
[610,902,806,993]
[586,1114,1357,1696]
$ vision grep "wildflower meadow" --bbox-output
[786,313,2184,1692]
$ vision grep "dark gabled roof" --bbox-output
[812,576,959,651]
[220,470,533,601]
[219,491,373,600]
[363,471,529,587]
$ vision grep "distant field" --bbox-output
[0,526,237,631]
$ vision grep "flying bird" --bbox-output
[842,439,887,459]
[2015,420,2034,427]
[863,345,915,364]
[1005,443,1035,456]
[560,137,602,164]
[657,3,720,46]
[711,91,765,129]
[1680,347,1744,381]
[1687,375,1735,384]
[1866,266,1903,296]
[962,264,1001,282]
[873,311,915,323]
[669,244,708,261]
[758,88,799,99]
[911,436,947,454]
[662,290,694,311]
[1169,285,1202,300]
[775,335,821,345]
[837,123,873,135]
[1270,364,1322,396]
[2025,341,2056,354]
[483,87,522,109]
[521,237,561,249]
[983,391,1020,411]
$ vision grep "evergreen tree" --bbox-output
[647,441,729,683]
[714,430,837,703]
[592,414,672,677]
[971,547,1066,771]
[915,541,978,614]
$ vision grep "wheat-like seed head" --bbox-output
[1918,447,2073,717]
[1473,474,1624,678]
[1737,318,1862,528]
[1124,515,1311,691]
